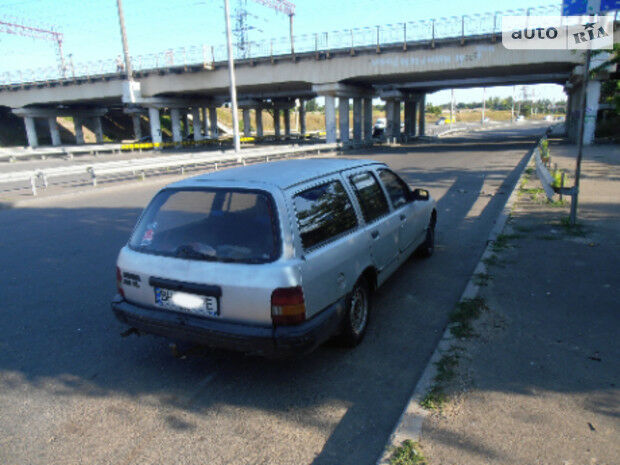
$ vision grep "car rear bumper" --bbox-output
[111,295,345,357]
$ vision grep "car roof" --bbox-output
[170,157,386,190]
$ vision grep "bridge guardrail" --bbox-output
[0,5,561,86]
[0,143,339,196]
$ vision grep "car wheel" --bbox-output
[416,220,435,258]
[339,277,371,347]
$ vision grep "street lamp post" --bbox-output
[224,0,241,153]
[116,0,133,80]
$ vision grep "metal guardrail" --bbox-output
[0,5,561,86]
[0,143,123,162]
[0,143,339,196]
[534,133,573,201]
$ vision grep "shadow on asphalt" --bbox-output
[0,130,553,465]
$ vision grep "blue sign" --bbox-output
[600,0,620,11]
[562,0,620,16]
[563,0,620,14]
[563,0,589,15]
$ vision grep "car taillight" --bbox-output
[116,266,125,298]
[271,286,305,325]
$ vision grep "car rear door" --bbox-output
[289,178,367,318]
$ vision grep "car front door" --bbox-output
[347,170,400,280]
[377,168,427,253]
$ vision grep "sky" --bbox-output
[0,0,571,103]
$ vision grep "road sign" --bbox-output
[562,0,620,15]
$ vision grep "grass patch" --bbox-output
[473,272,492,286]
[420,385,447,411]
[449,297,488,339]
[512,224,536,233]
[491,233,522,252]
[520,187,544,195]
[524,166,535,175]
[539,234,561,241]
[389,440,427,465]
[547,199,566,208]
[434,353,459,384]
[559,216,587,237]
[482,254,504,268]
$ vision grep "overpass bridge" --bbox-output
[0,6,615,148]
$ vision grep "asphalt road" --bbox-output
[0,125,547,465]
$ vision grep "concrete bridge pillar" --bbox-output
[209,107,218,139]
[92,116,104,143]
[283,108,291,137]
[273,107,281,139]
[184,113,191,138]
[242,109,252,137]
[192,107,202,141]
[583,80,600,146]
[385,100,394,141]
[404,97,417,139]
[255,108,263,137]
[74,117,85,145]
[418,94,426,137]
[48,117,61,146]
[324,95,337,144]
[23,116,39,148]
[170,108,182,143]
[299,100,306,137]
[202,107,210,139]
[391,100,401,140]
[339,97,350,143]
[148,107,162,146]
[363,98,373,142]
[132,115,142,140]
[353,97,362,144]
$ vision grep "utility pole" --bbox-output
[481,87,486,125]
[569,48,592,225]
[115,0,133,80]
[224,0,241,153]
[511,86,515,122]
[450,89,455,126]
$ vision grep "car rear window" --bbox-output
[129,188,280,263]
[293,181,358,250]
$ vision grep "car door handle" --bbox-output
[371,230,379,239]
[399,214,406,221]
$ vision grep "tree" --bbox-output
[592,43,620,115]
[304,99,320,112]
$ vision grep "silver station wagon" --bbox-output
[112,158,437,356]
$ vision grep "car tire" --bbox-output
[338,277,371,347]
[416,220,435,258]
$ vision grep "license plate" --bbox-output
[154,287,219,317]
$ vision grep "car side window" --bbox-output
[378,169,410,209]
[293,181,358,250]
[349,171,390,223]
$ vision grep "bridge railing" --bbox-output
[0,4,561,86]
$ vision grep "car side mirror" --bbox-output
[411,188,430,201]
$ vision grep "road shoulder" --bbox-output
[420,141,620,464]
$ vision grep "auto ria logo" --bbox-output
[502,15,613,49]
[572,21,609,44]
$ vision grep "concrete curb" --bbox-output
[376,139,540,464]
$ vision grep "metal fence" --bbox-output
[0,5,561,86]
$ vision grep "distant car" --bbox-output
[516,115,525,123]
[435,117,456,125]
[112,158,437,356]
[373,118,387,137]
